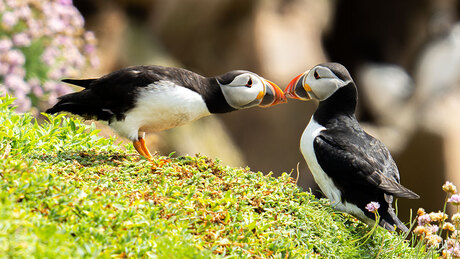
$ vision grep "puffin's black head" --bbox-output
[284,62,354,101]
[215,70,286,109]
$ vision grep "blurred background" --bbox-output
[1,0,460,222]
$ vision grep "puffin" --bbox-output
[284,62,419,232]
[46,65,286,160]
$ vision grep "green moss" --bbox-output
[0,95,428,258]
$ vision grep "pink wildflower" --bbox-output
[418,214,431,226]
[84,44,96,54]
[5,49,25,66]
[448,194,460,205]
[16,6,32,19]
[14,96,31,113]
[0,63,9,75]
[13,33,31,47]
[426,225,439,234]
[0,38,13,52]
[2,11,18,29]
[365,202,380,213]
[4,74,30,94]
[0,0,98,112]
[47,16,66,33]
[59,0,73,6]
[425,234,442,248]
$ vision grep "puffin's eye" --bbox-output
[314,71,320,80]
[246,78,253,87]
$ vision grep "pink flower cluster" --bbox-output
[413,208,446,249]
[0,0,99,113]
[414,181,460,257]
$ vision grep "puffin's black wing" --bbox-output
[313,129,419,199]
[46,66,206,121]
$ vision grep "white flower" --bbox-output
[443,181,457,194]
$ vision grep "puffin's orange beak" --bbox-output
[258,79,287,107]
[284,71,312,101]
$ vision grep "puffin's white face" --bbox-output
[218,72,286,109]
[285,65,352,101]
[305,66,351,101]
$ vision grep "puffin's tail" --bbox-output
[46,79,113,121]
[61,78,95,88]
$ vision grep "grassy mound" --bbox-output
[0,95,426,258]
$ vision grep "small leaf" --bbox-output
[70,120,76,132]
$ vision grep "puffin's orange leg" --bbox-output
[133,139,147,158]
[139,137,153,161]
[133,137,153,161]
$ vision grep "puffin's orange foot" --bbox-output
[133,137,153,161]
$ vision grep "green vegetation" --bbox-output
[0,94,428,258]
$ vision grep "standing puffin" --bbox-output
[284,62,419,232]
[46,65,286,160]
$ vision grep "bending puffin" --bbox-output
[284,62,419,232]
[47,65,286,160]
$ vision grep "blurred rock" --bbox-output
[358,63,414,124]
[150,0,258,76]
[414,23,460,107]
[75,1,128,75]
[253,0,331,82]
[416,89,460,213]
[396,129,446,220]
[357,63,415,153]
[324,0,432,71]
[413,22,460,198]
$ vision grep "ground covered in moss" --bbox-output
[0,95,427,258]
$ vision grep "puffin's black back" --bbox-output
[46,65,235,121]
[313,117,418,231]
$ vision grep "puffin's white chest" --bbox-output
[300,118,341,202]
[110,81,211,140]
[300,118,369,222]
